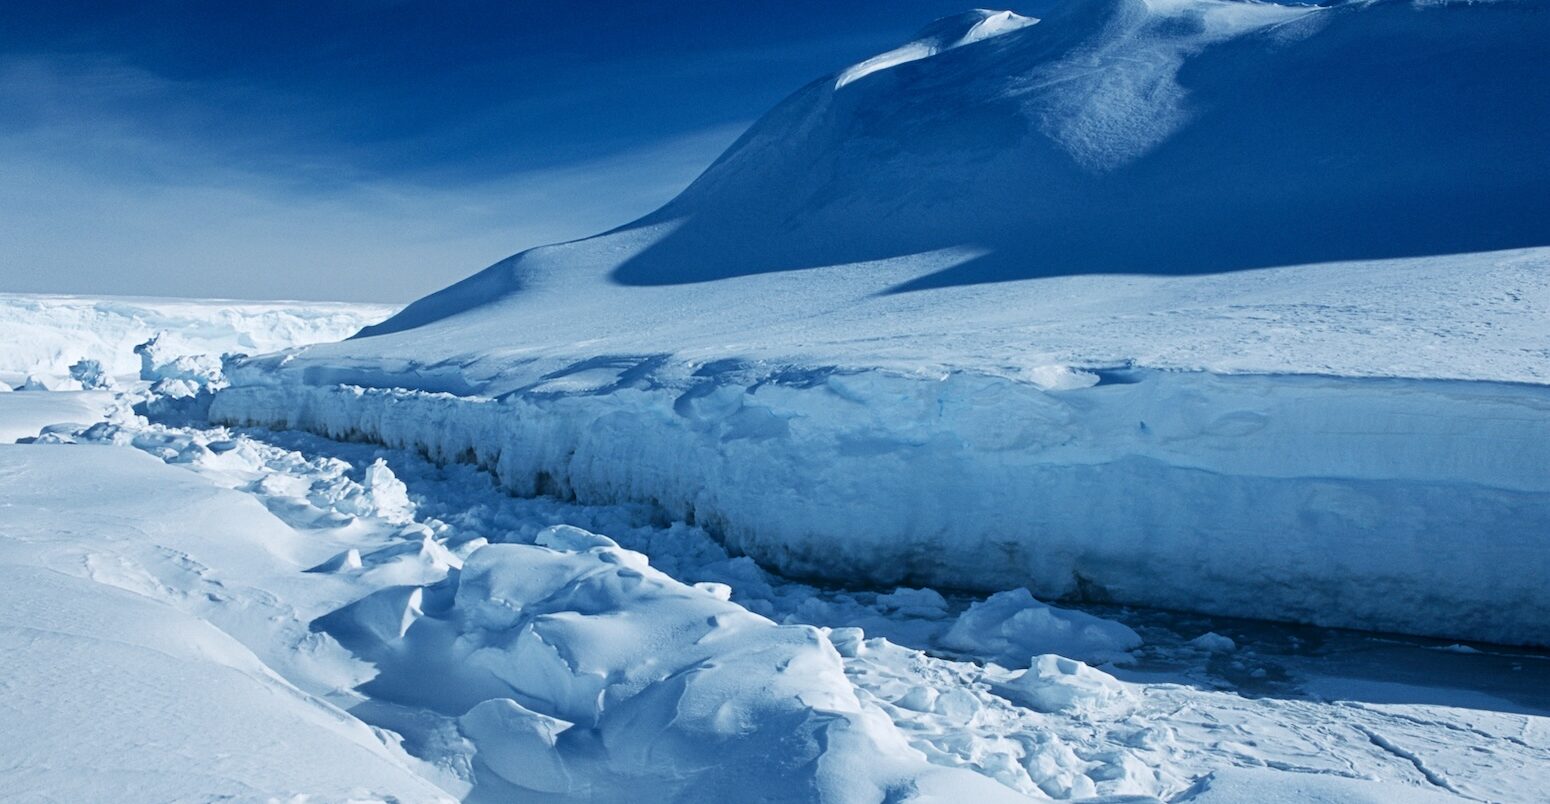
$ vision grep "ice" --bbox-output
[1174,766,1460,803]
[998,655,1137,716]
[135,332,226,385]
[67,358,113,390]
[213,363,1550,646]
[941,587,1142,666]
[1187,632,1237,653]
[0,292,393,383]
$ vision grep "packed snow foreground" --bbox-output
[6,312,1547,802]
[216,0,1550,646]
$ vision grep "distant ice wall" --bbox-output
[0,294,394,380]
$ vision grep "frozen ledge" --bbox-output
[211,365,1550,646]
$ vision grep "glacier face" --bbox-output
[214,357,1550,646]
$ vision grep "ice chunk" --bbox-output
[68,358,114,390]
[999,654,1135,716]
[941,588,1140,666]
[535,523,619,552]
[876,587,950,618]
[459,698,573,794]
[136,333,226,386]
[1188,632,1237,653]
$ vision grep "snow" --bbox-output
[834,9,1036,89]
[0,292,394,383]
[1175,767,1460,803]
[396,533,1026,802]
[941,588,1142,665]
[998,654,1137,716]
[3,345,1547,800]
[210,0,1550,645]
[0,446,452,802]
[4,0,1549,798]
[0,389,121,443]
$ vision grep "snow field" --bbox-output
[0,446,453,802]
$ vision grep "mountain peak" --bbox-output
[835,9,1039,89]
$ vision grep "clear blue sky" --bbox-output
[0,0,1005,301]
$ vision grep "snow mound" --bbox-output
[941,588,1141,665]
[321,525,1030,802]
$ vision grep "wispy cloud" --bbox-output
[0,54,743,301]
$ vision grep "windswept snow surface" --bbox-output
[215,0,1550,646]
[0,447,452,802]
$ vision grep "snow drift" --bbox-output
[217,0,1550,646]
[319,524,1028,803]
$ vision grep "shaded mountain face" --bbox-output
[610,0,1550,291]
[361,0,1549,339]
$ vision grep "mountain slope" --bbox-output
[218,0,1550,646]
[365,0,1549,338]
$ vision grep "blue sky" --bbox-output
[0,0,992,301]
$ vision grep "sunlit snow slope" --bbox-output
[217,0,1550,645]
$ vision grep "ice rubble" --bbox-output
[214,364,1550,646]
[6,424,1029,801]
[322,526,1028,803]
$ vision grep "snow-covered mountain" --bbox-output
[217,0,1550,646]
[367,0,1549,335]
